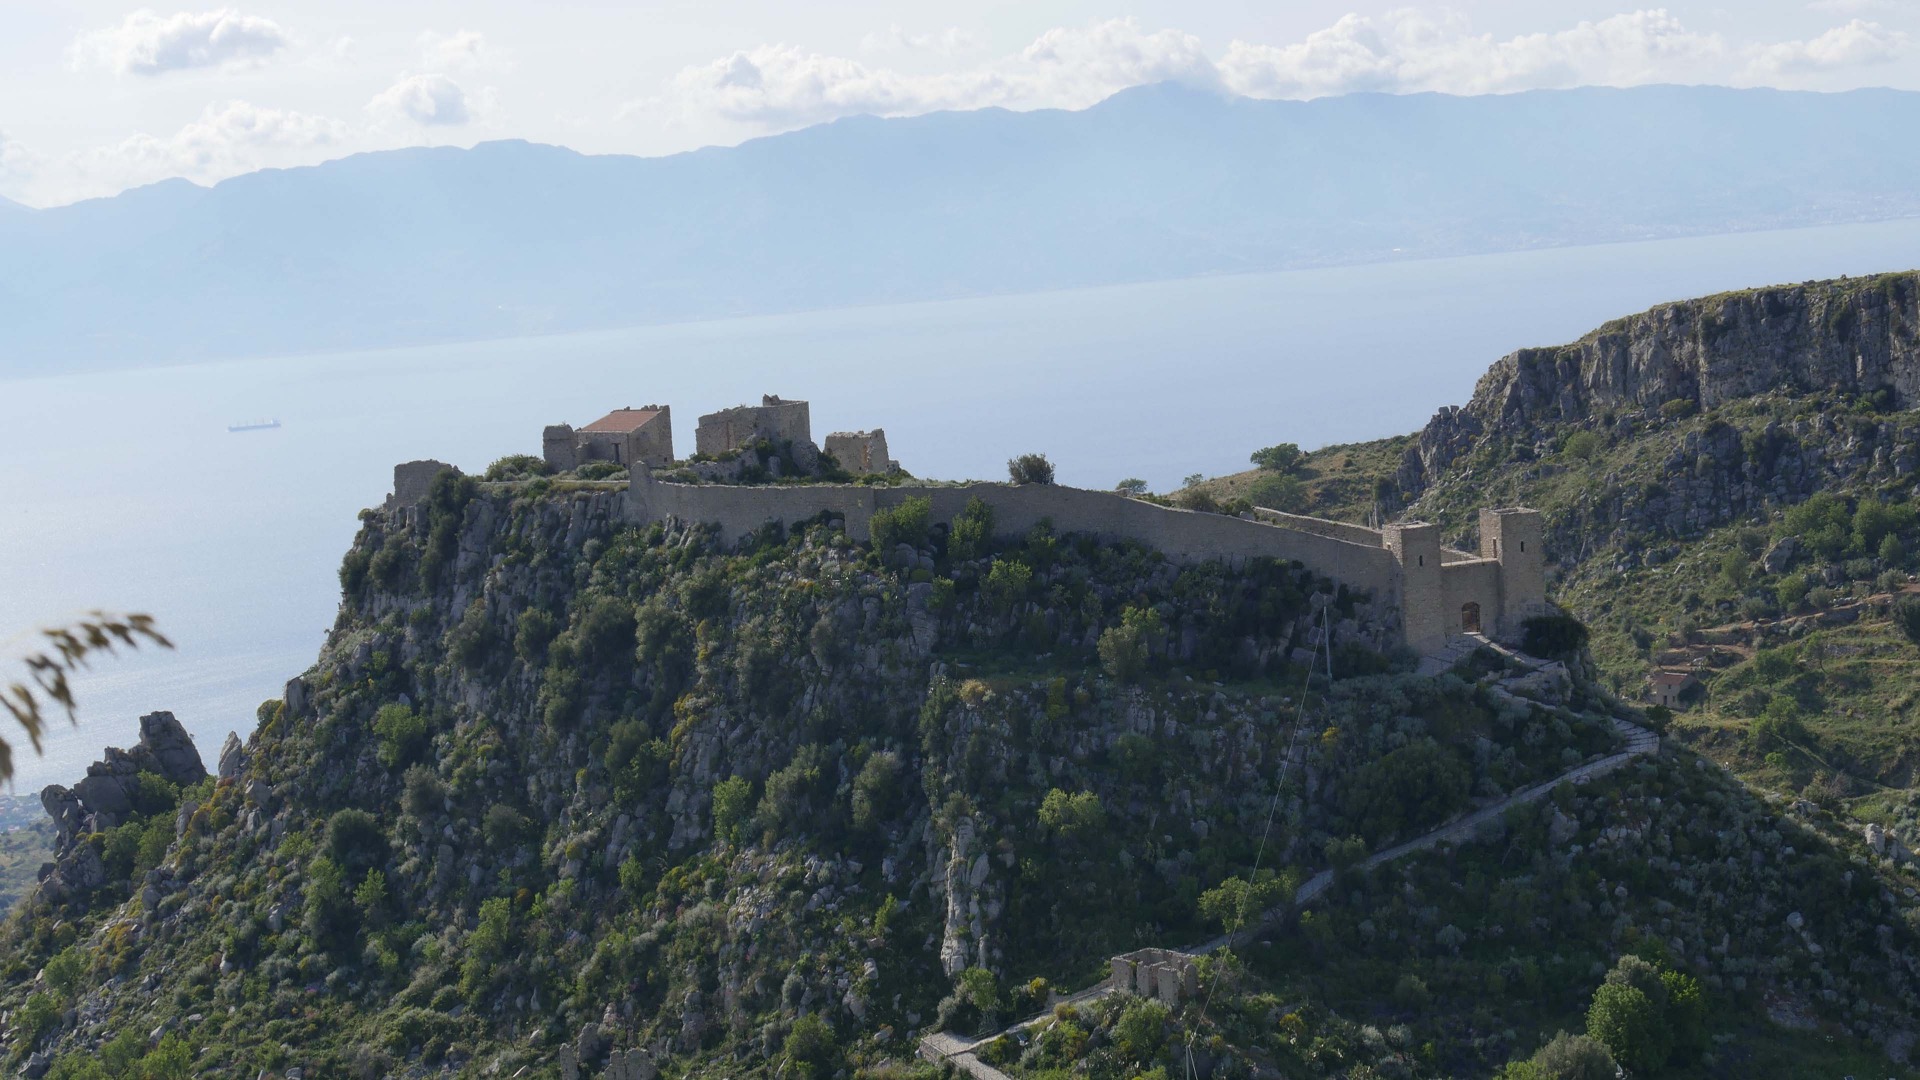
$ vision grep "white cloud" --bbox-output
[1746,18,1906,77]
[857,25,977,56]
[1218,9,1737,97]
[70,8,290,76]
[419,29,508,72]
[642,9,1912,133]
[367,73,473,126]
[1807,0,1904,11]
[651,18,1219,127]
[67,100,349,197]
[0,132,40,179]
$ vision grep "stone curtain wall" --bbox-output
[626,469,1401,595]
[1251,507,1389,547]
[1439,558,1502,638]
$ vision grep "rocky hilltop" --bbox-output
[14,278,1920,1076]
[1401,272,1920,497]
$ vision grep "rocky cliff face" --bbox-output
[36,712,206,904]
[1401,272,1920,496]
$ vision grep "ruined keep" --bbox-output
[385,460,461,509]
[823,429,894,475]
[694,395,810,457]
[1108,949,1199,1005]
[544,407,674,472]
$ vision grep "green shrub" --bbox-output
[1247,473,1306,512]
[851,751,903,833]
[1112,997,1170,1062]
[483,454,550,482]
[1342,739,1470,843]
[1584,982,1666,1070]
[1521,613,1589,659]
[711,776,753,845]
[1520,1030,1615,1080]
[984,558,1034,613]
[1097,606,1162,682]
[782,1015,838,1080]
[417,470,477,590]
[1561,431,1602,460]
[1115,478,1148,496]
[948,497,996,562]
[1783,492,1851,560]
[1037,789,1105,839]
[324,808,386,871]
[575,460,626,480]
[482,804,531,851]
[1896,595,1920,647]
[1658,397,1698,420]
[372,704,429,768]
[1008,453,1055,485]
[1250,443,1303,473]
[513,608,559,665]
[870,495,932,551]
[758,744,829,837]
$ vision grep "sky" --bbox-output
[1,1,1917,207]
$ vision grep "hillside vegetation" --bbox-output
[1220,272,1920,843]
[8,463,1918,1077]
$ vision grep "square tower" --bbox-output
[1383,520,1446,653]
[1480,507,1546,636]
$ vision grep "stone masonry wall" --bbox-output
[694,396,812,457]
[627,468,1402,595]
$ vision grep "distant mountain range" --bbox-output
[5,82,1920,374]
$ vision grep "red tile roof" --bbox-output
[581,408,663,434]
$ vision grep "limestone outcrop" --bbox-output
[1400,273,1920,499]
[36,711,206,902]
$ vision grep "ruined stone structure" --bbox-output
[824,429,894,475]
[386,460,461,509]
[694,395,810,457]
[624,464,1546,653]
[1108,948,1199,1005]
[544,407,674,472]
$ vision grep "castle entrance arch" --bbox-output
[1461,602,1482,634]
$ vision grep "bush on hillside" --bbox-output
[1521,613,1589,660]
[1250,443,1303,473]
[1896,596,1920,647]
[483,454,550,482]
[947,497,995,561]
[1248,473,1307,513]
[1008,453,1055,485]
[870,495,932,551]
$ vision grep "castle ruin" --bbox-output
[544,407,674,471]
[694,395,811,457]
[392,392,1549,656]
[823,429,894,475]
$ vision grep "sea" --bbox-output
[4,218,1919,793]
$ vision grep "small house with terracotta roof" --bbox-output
[542,405,673,472]
[1646,669,1703,710]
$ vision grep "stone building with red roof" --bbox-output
[543,405,674,471]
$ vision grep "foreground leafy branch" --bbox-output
[2,612,171,783]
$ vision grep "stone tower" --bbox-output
[1480,507,1546,636]
[1383,520,1446,654]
